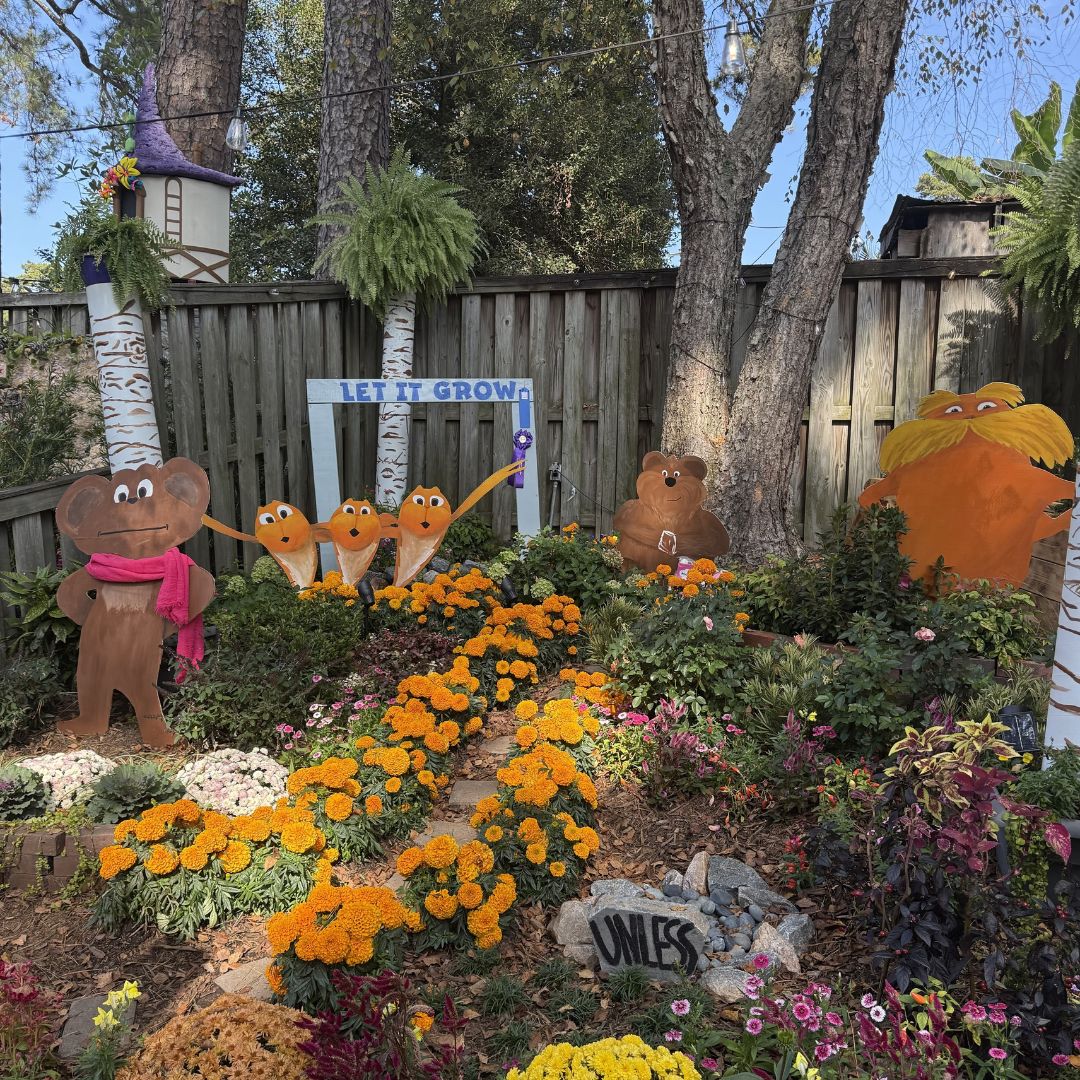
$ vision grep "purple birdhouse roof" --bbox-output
[133,65,243,187]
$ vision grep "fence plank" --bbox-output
[615,290,642,525]
[805,284,856,541]
[848,280,897,500]
[894,278,936,425]
[144,311,172,457]
[560,291,586,527]
[227,305,259,569]
[200,307,239,571]
[492,292,517,538]
[458,295,483,515]
[256,304,284,503]
[281,304,307,512]
[595,289,621,536]
[12,514,53,572]
[528,293,552,521]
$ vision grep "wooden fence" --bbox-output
[2,257,1077,583]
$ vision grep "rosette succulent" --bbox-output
[176,748,288,815]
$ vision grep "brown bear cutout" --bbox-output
[55,458,216,747]
[613,452,731,574]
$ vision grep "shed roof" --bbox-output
[133,65,243,188]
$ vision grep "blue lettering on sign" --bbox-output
[434,381,452,400]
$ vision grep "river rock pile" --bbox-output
[549,853,814,1002]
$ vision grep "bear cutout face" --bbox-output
[56,459,211,557]
[635,452,709,523]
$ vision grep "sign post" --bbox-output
[306,377,542,571]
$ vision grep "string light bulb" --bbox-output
[720,17,747,78]
[225,109,250,152]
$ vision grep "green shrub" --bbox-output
[84,763,186,825]
[441,515,500,563]
[934,584,1049,663]
[166,647,312,750]
[0,764,49,821]
[614,587,746,717]
[0,656,63,749]
[0,568,80,683]
[737,637,831,741]
[1010,748,1080,818]
[584,595,644,665]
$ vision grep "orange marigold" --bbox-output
[324,793,354,821]
[422,834,459,870]
[144,843,180,876]
[98,845,138,880]
[219,840,252,874]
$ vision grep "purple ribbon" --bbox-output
[509,429,532,488]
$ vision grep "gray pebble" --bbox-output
[727,946,746,963]
[700,899,716,915]
[748,904,765,923]
[732,932,752,950]
[697,955,710,973]
[644,886,664,900]
[682,886,700,901]
[723,915,739,930]
[738,913,756,930]
[662,877,684,898]
[710,888,734,908]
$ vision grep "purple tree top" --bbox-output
[133,65,243,187]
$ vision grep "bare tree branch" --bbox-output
[27,0,128,96]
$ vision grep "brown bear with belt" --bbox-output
[614,452,731,574]
[54,458,215,747]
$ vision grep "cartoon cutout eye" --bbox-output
[412,495,426,506]
[113,484,130,504]
[277,505,293,520]
[672,471,680,478]
[945,405,964,415]
[359,505,371,515]
[661,469,669,478]
[136,479,154,499]
[342,504,356,515]
[429,496,444,508]
[258,512,275,526]
[977,401,997,411]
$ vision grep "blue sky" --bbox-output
[2,6,1079,277]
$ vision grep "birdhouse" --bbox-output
[133,65,243,283]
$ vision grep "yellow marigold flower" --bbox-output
[384,776,402,794]
[280,821,320,854]
[404,909,424,932]
[378,747,412,776]
[218,840,251,874]
[423,889,459,920]
[422,834,459,870]
[573,842,591,859]
[525,842,547,864]
[457,882,484,909]
[113,818,138,843]
[196,828,230,854]
[173,799,201,825]
[180,844,209,871]
[465,716,483,735]
[396,847,424,877]
[549,862,566,878]
[515,700,539,720]
[515,725,539,749]
[144,844,180,876]
[365,795,383,815]
[98,845,138,880]
[483,825,504,843]
[324,793,355,821]
[417,769,435,787]
[266,912,298,956]
[346,938,375,966]
[356,735,376,750]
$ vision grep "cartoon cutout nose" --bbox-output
[349,527,359,538]
[664,477,676,488]
[420,521,431,529]
[126,495,140,504]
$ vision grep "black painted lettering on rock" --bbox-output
[590,912,699,975]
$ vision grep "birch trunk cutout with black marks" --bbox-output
[375,292,417,508]
[1044,474,1080,752]
[86,282,163,471]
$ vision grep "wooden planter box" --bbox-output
[0,823,115,893]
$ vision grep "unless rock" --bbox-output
[708,856,767,895]
[589,897,710,983]
[778,913,814,952]
[753,920,801,974]
[551,900,593,945]
[701,966,752,1003]
[684,851,709,894]
[591,878,645,901]
[737,885,797,913]
[662,870,684,897]
[564,942,597,966]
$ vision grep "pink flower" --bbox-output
[914,627,936,643]
[703,616,714,631]
[1053,1055,1070,1066]
[861,993,877,1009]
[726,723,746,735]
[869,1005,886,1023]
[899,572,912,590]
[825,1011,842,1027]
[752,953,771,970]
[664,1029,682,1042]
[671,999,690,1016]
[988,1048,1007,1062]
[281,725,294,735]
[793,1001,813,1023]
[962,1002,987,1022]
[700,1060,719,1072]
[312,674,323,683]
[745,1018,764,1035]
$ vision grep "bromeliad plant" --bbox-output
[394,835,517,951]
[93,798,338,938]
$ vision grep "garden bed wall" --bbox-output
[0,823,115,893]
[2,257,1076,579]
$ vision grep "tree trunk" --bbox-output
[314,0,391,272]
[375,292,417,507]
[84,276,163,472]
[719,0,910,560]
[654,0,811,480]
[156,0,247,174]
[1045,474,1080,752]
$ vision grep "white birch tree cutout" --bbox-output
[1044,474,1080,752]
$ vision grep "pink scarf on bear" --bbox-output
[86,549,204,680]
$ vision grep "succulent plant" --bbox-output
[0,765,49,822]
[85,763,186,824]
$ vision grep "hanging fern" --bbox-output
[992,140,1080,342]
[311,149,483,319]
[54,197,174,312]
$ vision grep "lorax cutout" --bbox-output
[613,452,731,574]
[859,382,1075,588]
[55,458,216,747]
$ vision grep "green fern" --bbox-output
[54,196,173,312]
[992,140,1080,341]
[311,149,482,318]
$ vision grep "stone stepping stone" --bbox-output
[59,993,136,1059]
[213,958,273,1002]
[483,734,515,758]
[447,779,499,807]
[413,819,478,845]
